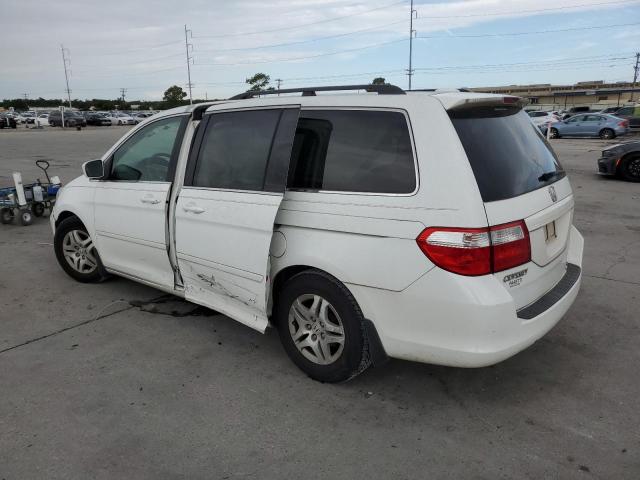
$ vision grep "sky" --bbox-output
[1,0,639,101]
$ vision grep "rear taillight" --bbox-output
[416,220,530,276]
[619,120,629,128]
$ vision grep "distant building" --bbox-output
[471,80,639,109]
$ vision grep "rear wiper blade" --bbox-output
[538,171,565,182]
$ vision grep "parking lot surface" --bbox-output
[1,127,639,479]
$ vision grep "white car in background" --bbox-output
[103,112,135,126]
[50,85,584,383]
[528,111,560,127]
[35,113,50,126]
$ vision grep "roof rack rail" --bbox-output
[230,84,405,100]
[407,88,472,93]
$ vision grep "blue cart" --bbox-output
[0,160,61,226]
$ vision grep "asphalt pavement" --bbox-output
[1,126,639,479]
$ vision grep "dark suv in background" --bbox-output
[48,111,87,127]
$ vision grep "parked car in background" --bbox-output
[548,114,629,139]
[132,112,153,124]
[561,106,592,120]
[528,111,560,127]
[48,111,87,127]
[51,85,584,382]
[114,112,136,125]
[613,105,640,129]
[599,106,621,114]
[0,113,18,129]
[597,140,640,182]
[85,113,112,126]
[35,113,50,126]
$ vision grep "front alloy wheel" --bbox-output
[62,229,98,274]
[54,216,109,283]
[288,294,345,365]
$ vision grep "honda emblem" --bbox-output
[548,185,557,202]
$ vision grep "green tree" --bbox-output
[371,77,387,85]
[246,73,270,91]
[163,85,187,107]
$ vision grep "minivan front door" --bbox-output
[94,114,188,289]
[175,106,300,331]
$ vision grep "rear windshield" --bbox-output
[450,107,565,202]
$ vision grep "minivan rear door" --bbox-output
[449,103,576,310]
[175,105,300,332]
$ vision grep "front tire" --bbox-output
[275,270,371,383]
[621,154,640,182]
[54,216,109,282]
[600,128,615,140]
[549,127,560,139]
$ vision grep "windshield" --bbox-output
[450,108,565,202]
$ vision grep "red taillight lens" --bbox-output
[416,227,491,276]
[619,120,629,128]
[416,221,530,276]
[490,221,531,272]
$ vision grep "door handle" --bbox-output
[183,203,205,214]
[140,196,161,204]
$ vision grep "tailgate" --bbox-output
[484,177,574,310]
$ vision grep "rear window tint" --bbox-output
[288,110,415,194]
[450,108,565,202]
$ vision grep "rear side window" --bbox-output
[451,108,565,203]
[193,109,281,191]
[288,110,415,194]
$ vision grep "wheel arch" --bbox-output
[269,263,389,366]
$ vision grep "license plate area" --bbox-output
[544,221,557,243]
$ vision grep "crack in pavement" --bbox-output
[584,274,640,286]
[0,295,167,355]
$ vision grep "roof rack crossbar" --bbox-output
[230,84,405,100]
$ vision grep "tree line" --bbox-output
[1,76,388,110]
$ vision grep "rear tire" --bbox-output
[32,202,45,217]
[600,128,615,140]
[621,154,640,182]
[20,210,33,226]
[275,269,371,383]
[54,216,110,283]
[1,208,14,224]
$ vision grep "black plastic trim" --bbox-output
[517,263,581,320]
[363,319,389,367]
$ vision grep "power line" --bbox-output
[415,0,640,19]
[193,0,406,38]
[415,21,640,39]
[195,38,407,66]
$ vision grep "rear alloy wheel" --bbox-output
[54,216,110,282]
[621,155,640,182]
[549,127,560,139]
[600,128,615,140]
[276,270,371,383]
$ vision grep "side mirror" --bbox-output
[82,159,104,179]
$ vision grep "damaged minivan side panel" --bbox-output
[173,105,301,332]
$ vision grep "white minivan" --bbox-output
[51,85,583,382]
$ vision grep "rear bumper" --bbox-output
[349,226,584,368]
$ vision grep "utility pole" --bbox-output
[120,88,127,103]
[60,45,72,108]
[407,0,417,90]
[276,78,282,95]
[184,24,194,105]
[631,52,639,102]
[22,93,28,101]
